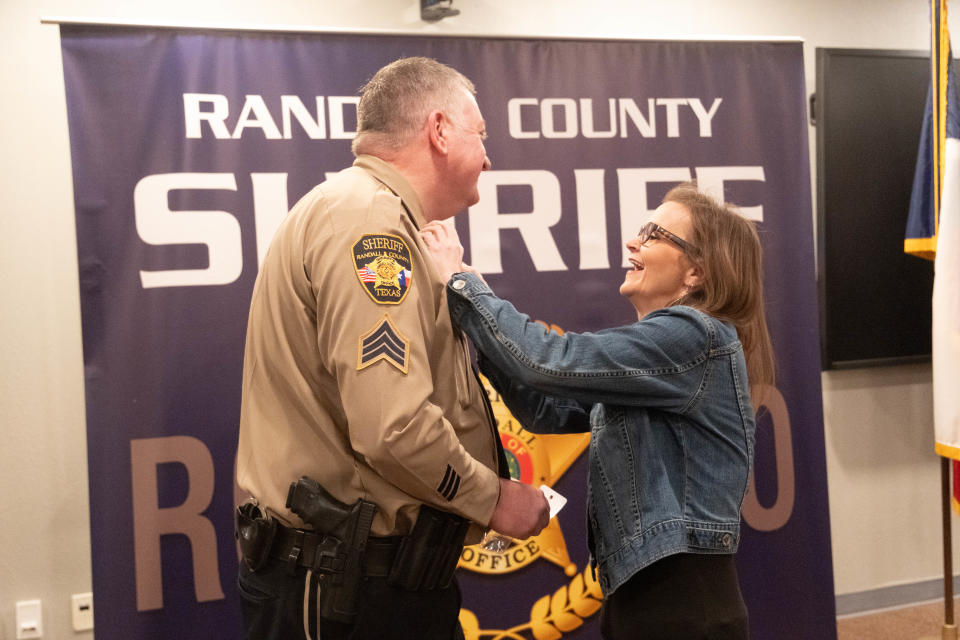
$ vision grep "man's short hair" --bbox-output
[351,57,476,156]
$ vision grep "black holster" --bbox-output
[235,502,277,572]
[238,479,467,622]
[286,476,377,623]
[388,504,469,591]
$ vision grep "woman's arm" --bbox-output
[420,219,710,412]
[446,273,710,411]
[480,353,592,434]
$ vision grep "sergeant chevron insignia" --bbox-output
[357,314,410,374]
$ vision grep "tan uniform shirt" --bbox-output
[237,155,500,542]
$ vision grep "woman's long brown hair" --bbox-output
[664,182,776,410]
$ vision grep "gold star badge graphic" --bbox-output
[459,375,589,577]
[366,256,403,290]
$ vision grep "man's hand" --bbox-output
[488,478,550,539]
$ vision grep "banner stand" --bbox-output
[58,24,834,639]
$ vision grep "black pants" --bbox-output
[238,559,464,640]
[599,553,749,640]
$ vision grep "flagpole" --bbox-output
[943,456,957,640]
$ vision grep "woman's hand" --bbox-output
[420,220,465,283]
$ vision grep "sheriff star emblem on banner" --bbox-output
[352,233,413,305]
[458,367,596,640]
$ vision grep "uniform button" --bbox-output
[452,279,466,290]
[720,533,733,548]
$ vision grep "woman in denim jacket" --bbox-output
[421,183,775,639]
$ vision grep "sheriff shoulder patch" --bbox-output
[352,233,413,305]
[357,314,410,374]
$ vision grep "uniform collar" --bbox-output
[353,154,427,229]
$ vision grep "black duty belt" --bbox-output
[270,523,401,577]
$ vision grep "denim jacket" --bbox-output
[446,273,756,595]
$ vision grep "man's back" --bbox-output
[237,156,500,541]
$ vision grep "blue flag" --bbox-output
[906,83,940,258]
[906,0,952,259]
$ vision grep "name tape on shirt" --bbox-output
[357,314,410,374]
[352,233,413,305]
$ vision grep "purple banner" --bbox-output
[61,25,833,639]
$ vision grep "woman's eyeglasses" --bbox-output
[637,222,699,257]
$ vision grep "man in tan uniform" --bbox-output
[236,57,549,639]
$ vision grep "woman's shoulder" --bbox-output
[625,306,710,355]
[641,305,709,328]
[639,306,738,348]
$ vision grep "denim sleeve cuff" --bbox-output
[448,271,490,293]
[446,272,491,327]
[447,272,490,300]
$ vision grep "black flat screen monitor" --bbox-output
[815,47,935,369]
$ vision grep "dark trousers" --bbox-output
[599,553,750,640]
[238,559,464,640]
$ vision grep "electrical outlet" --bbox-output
[15,599,42,639]
[71,593,93,632]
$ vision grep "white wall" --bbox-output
[0,0,953,637]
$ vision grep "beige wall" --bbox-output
[0,0,952,637]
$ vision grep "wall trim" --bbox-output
[836,577,960,616]
[39,16,804,42]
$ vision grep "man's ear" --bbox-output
[427,110,449,154]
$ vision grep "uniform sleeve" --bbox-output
[309,193,499,527]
